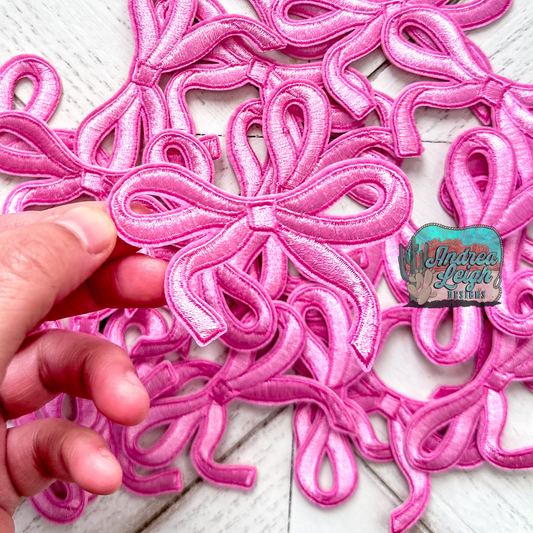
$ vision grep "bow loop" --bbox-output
[201,264,278,350]
[277,159,412,245]
[441,0,512,30]
[0,55,61,122]
[443,128,515,228]
[227,99,267,196]
[293,404,358,507]
[144,129,216,183]
[288,285,361,388]
[109,164,245,247]
[151,16,284,71]
[227,303,306,389]
[405,381,485,471]
[264,80,331,191]
[271,0,379,46]
[129,0,160,61]
[383,7,488,83]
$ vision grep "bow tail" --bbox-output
[478,389,533,469]
[239,376,355,433]
[345,398,392,461]
[167,65,249,133]
[294,405,358,507]
[139,411,206,469]
[323,20,380,120]
[116,442,183,496]
[123,393,209,465]
[140,85,168,141]
[166,219,252,345]
[3,177,86,213]
[405,384,485,472]
[389,419,431,533]
[259,237,288,299]
[191,402,257,489]
[202,263,277,351]
[228,303,305,389]
[131,318,190,360]
[278,230,380,370]
[392,82,482,157]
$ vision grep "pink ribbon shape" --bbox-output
[405,328,533,472]
[348,307,431,533]
[165,0,358,135]
[13,393,111,523]
[109,156,412,369]
[0,112,123,212]
[383,5,533,181]
[120,304,355,492]
[0,54,61,124]
[103,307,190,361]
[288,285,389,506]
[74,0,284,170]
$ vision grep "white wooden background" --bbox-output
[1,0,533,531]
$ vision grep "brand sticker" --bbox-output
[399,224,502,307]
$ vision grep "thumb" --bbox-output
[0,205,116,379]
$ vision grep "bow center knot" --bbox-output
[132,62,161,87]
[247,202,278,231]
[383,0,407,16]
[480,75,509,106]
[485,369,512,392]
[377,394,400,418]
[247,59,271,85]
[209,380,238,405]
[81,171,103,195]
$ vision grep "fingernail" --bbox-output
[124,370,146,393]
[99,447,119,464]
[92,448,121,476]
[53,206,116,255]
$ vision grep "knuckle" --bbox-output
[0,229,67,290]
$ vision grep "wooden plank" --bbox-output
[0,0,134,129]
[141,407,293,533]
[13,402,281,533]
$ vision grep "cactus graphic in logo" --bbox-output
[398,224,502,307]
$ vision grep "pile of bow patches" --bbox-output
[2,0,533,530]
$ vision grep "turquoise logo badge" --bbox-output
[399,224,502,307]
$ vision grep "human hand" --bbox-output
[0,202,168,532]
